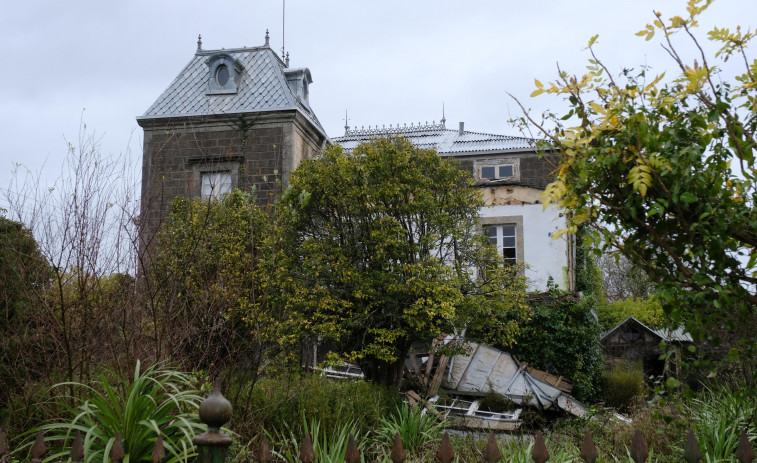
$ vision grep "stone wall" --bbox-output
[139,112,324,245]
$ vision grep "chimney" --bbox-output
[459,122,465,135]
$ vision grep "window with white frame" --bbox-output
[486,224,517,264]
[480,164,514,180]
[201,171,232,201]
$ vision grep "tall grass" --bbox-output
[272,418,366,463]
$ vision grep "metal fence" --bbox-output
[1,384,755,463]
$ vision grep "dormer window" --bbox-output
[215,64,230,86]
[481,164,515,180]
[283,68,313,106]
[206,53,243,95]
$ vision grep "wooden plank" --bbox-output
[425,338,441,378]
[405,390,444,421]
[428,355,450,396]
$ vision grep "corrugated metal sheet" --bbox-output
[601,316,693,343]
[332,123,537,156]
[440,341,586,416]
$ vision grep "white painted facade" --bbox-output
[480,202,570,292]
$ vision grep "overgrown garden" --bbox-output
[1,0,756,460]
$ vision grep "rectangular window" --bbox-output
[201,171,232,200]
[486,224,517,264]
[480,164,515,180]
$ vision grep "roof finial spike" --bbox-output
[344,110,350,135]
[441,103,446,128]
[265,29,270,47]
[197,34,202,51]
[285,52,290,67]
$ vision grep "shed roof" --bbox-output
[138,45,325,137]
[332,122,537,157]
[601,316,693,343]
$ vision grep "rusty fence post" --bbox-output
[194,379,233,463]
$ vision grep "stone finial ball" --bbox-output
[198,379,232,429]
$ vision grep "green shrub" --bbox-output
[596,296,664,331]
[503,289,605,403]
[605,361,644,411]
[15,362,203,463]
[247,374,400,439]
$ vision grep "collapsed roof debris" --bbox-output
[316,335,588,430]
[409,337,586,419]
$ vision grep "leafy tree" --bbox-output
[514,0,757,380]
[153,190,287,390]
[278,137,529,386]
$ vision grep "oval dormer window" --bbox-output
[215,65,230,86]
[205,53,242,95]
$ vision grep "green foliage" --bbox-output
[0,217,51,410]
[605,361,645,411]
[246,374,400,439]
[278,137,529,385]
[507,290,604,402]
[685,386,757,461]
[597,296,665,331]
[19,362,203,463]
[477,391,517,413]
[273,418,367,463]
[518,0,757,379]
[374,404,445,452]
[0,216,49,331]
[154,189,287,372]
[574,224,603,300]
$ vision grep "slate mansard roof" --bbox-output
[332,122,537,157]
[137,45,326,137]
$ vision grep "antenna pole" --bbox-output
[282,0,286,60]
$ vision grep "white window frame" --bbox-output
[485,224,517,264]
[480,164,515,180]
[480,216,524,266]
[201,171,232,201]
[191,159,241,201]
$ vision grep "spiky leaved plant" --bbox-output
[19,361,205,462]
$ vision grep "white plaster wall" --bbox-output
[480,203,569,291]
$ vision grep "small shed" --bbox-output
[601,316,693,378]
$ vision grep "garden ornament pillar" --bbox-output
[194,379,233,463]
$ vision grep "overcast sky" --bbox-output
[0,0,753,196]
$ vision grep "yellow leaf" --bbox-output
[590,102,605,114]
[534,78,544,89]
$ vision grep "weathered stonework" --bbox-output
[137,42,327,246]
[139,111,325,244]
